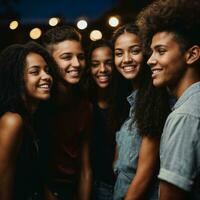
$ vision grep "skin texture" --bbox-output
[147,31,200,98]
[90,46,113,89]
[114,32,160,200]
[24,53,53,112]
[114,32,143,84]
[124,137,160,200]
[0,113,23,200]
[51,40,85,85]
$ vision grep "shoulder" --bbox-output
[174,92,200,117]
[0,112,23,127]
[0,112,24,139]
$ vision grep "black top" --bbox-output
[13,122,43,200]
[91,103,115,184]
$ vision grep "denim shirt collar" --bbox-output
[173,81,200,110]
[127,90,137,106]
[127,90,137,118]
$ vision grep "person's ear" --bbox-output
[185,45,200,64]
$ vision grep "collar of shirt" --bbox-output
[172,81,200,111]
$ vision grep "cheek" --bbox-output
[114,57,121,68]
[91,68,97,77]
[24,79,35,93]
[108,67,113,74]
[80,60,86,68]
[133,54,143,64]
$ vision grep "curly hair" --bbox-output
[42,25,82,53]
[0,41,57,117]
[112,23,171,138]
[137,0,200,53]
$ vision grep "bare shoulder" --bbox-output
[0,112,24,140]
[0,112,23,128]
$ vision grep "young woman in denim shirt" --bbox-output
[112,23,170,200]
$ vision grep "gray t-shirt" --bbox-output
[158,82,200,199]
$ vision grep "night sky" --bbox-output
[0,0,118,24]
[0,0,152,49]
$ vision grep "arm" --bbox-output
[159,181,188,200]
[113,145,118,168]
[0,112,23,200]
[158,114,200,200]
[124,136,160,200]
[78,139,92,200]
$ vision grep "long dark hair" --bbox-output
[112,23,170,138]
[0,41,57,117]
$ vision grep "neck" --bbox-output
[54,80,80,107]
[25,99,39,115]
[97,87,110,109]
[169,67,200,99]
[131,78,140,91]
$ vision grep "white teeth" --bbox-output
[123,66,135,72]
[98,75,108,82]
[152,69,162,75]
[39,84,50,89]
[67,70,80,76]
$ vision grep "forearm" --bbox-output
[0,170,14,200]
[124,174,151,200]
[78,169,92,200]
[124,137,159,200]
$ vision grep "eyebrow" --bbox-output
[60,52,72,56]
[151,44,167,49]
[115,45,141,50]
[27,65,40,69]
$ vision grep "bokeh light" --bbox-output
[90,30,102,41]
[29,28,42,40]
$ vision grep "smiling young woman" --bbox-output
[0,41,55,200]
[112,23,170,200]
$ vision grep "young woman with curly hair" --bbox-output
[112,23,170,200]
[0,41,55,200]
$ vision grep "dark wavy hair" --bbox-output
[0,41,57,117]
[137,0,200,54]
[112,23,170,138]
[134,0,200,138]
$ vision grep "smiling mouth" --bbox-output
[67,69,81,77]
[151,68,163,77]
[97,75,110,82]
[122,65,137,72]
[38,83,51,91]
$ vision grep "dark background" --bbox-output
[0,0,153,50]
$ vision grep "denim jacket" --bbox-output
[113,91,158,200]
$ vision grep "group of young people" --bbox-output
[0,0,199,200]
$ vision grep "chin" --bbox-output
[39,95,51,100]
[153,79,165,88]
[99,84,109,88]
[65,78,80,84]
